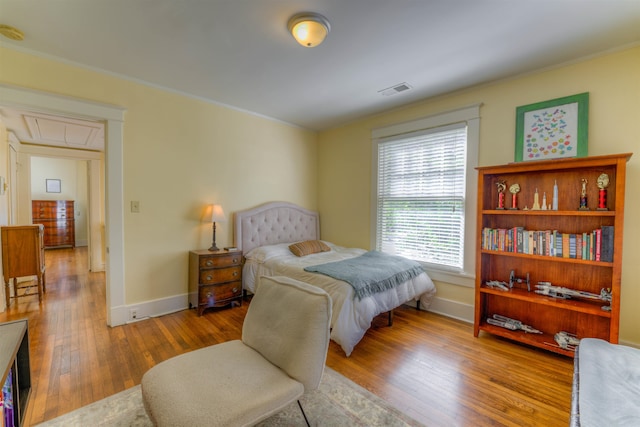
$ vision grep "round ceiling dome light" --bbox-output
[0,24,24,41]
[287,12,330,48]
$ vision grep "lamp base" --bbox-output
[208,244,219,252]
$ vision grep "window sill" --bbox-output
[421,265,475,288]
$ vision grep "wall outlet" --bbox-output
[131,201,140,213]
[130,308,138,320]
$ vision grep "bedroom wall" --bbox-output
[0,46,318,313]
[317,45,640,347]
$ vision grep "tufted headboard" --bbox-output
[234,202,320,254]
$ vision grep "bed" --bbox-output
[234,201,436,356]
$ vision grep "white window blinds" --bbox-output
[376,123,467,269]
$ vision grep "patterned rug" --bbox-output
[36,367,423,426]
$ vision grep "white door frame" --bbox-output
[0,83,126,326]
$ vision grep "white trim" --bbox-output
[372,104,482,139]
[424,268,475,288]
[402,295,474,323]
[114,293,188,325]
[0,83,126,326]
[424,296,474,323]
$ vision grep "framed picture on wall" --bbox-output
[46,179,61,193]
[515,92,589,162]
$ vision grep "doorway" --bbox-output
[0,83,126,326]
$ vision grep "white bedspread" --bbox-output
[243,242,436,356]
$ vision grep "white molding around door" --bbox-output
[0,83,126,326]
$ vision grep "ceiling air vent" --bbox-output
[378,82,412,96]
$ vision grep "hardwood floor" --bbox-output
[0,247,574,426]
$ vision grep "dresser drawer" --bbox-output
[199,266,241,284]
[198,281,242,306]
[199,254,241,269]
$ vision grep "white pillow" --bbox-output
[244,243,293,263]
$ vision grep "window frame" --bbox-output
[371,104,480,287]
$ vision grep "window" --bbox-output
[371,105,480,285]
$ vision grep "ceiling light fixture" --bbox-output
[287,12,330,48]
[0,24,24,41]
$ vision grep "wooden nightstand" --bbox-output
[189,249,242,316]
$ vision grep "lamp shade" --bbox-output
[287,12,330,47]
[209,204,226,222]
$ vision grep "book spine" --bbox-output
[601,225,614,262]
[569,234,577,259]
[555,231,562,257]
[594,228,602,261]
[545,230,551,257]
[562,233,570,258]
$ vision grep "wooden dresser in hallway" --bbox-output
[31,200,75,248]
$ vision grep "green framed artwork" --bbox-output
[514,92,589,162]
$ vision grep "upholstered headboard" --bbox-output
[234,202,320,254]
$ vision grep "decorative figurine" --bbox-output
[552,180,559,210]
[531,188,541,210]
[579,178,589,210]
[508,183,520,210]
[597,173,609,211]
[496,180,506,209]
[541,192,548,210]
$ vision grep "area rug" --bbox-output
[36,367,423,426]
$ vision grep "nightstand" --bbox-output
[188,249,242,316]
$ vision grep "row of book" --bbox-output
[481,226,614,262]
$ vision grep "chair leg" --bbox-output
[297,400,310,427]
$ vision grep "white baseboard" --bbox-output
[110,293,188,326]
[421,296,474,323]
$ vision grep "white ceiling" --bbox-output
[1,0,640,150]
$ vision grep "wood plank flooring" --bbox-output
[0,247,574,426]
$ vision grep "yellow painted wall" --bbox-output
[317,46,640,345]
[2,44,638,344]
[0,46,318,304]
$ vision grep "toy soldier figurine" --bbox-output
[597,173,609,210]
[579,178,589,210]
[496,180,506,209]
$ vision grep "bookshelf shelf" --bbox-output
[480,250,614,267]
[474,153,631,356]
[481,209,616,217]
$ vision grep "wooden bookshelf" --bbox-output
[474,153,631,356]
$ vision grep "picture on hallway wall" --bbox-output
[46,179,61,193]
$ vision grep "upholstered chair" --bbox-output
[141,275,332,426]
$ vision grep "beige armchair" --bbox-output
[141,275,332,426]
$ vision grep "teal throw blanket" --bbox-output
[304,251,424,300]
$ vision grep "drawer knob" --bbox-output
[233,271,238,276]
[232,258,238,263]
[206,292,213,298]
[206,260,213,266]
[206,275,212,281]
[233,287,238,293]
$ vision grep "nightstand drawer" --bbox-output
[199,266,241,284]
[200,254,241,269]
[199,281,242,305]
